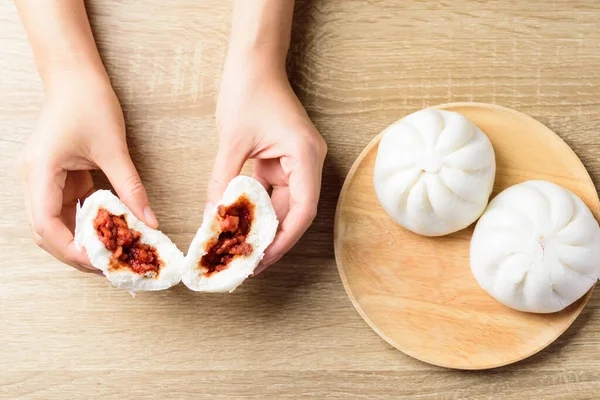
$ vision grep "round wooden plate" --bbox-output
[334,102,600,370]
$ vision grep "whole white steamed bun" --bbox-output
[373,109,496,236]
[471,180,600,313]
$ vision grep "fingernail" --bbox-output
[253,261,270,276]
[203,202,214,221]
[144,206,158,228]
[79,264,103,276]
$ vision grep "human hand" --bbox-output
[209,49,327,274]
[19,71,158,273]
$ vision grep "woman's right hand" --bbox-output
[18,70,158,273]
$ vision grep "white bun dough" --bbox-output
[183,176,278,293]
[373,109,496,236]
[471,180,600,313]
[74,190,184,291]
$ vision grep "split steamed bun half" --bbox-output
[374,109,496,236]
[75,190,185,292]
[471,180,600,313]
[183,176,278,293]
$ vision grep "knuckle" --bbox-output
[124,174,146,197]
[31,223,45,247]
[33,235,44,248]
[33,223,44,237]
[296,128,327,158]
[315,136,328,158]
[32,214,45,235]
[305,203,319,222]
[215,116,228,135]
[208,176,223,190]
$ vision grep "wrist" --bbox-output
[16,0,110,90]
[225,43,289,84]
[43,59,111,92]
[228,37,289,71]
[228,0,293,73]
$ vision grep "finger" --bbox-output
[70,262,104,275]
[29,166,94,268]
[270,185,290,224]
[207,142,249,205]
[259,153,323,271]
[20,172,37,243]
[253,158,288,219]
[253,158,283,194]
[71,247,103,275]
[19,154,37,236]
[61,170,95,231]
[255,203,316,275]
[252,172,271,194]
[96,148,158,229]
[62,170,95,205]
[252,185,289,276]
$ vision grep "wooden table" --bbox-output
[1,1,599,398]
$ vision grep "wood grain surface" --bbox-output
[335,103,599,370]
[1,0,600,398]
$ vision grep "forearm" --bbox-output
[15,0,108,87]
[229,0,295,70]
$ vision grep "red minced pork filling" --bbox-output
[200,196,255,276]
[93,208,162,277]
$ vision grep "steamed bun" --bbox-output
[374,109,496,236]
[74,190,184,292]
[183,176,278,293]
[470,180,600,313]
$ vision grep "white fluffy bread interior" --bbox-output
[373,109,496,236]
[74,190,184,291]
[183,176,278,293]
[470,180,600,313]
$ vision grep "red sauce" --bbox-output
[200,196,255,276]
[93,208,162,277]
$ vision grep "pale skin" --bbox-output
[16,0,326,275]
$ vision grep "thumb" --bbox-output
[97,149,158,229]
[207,143,248,206]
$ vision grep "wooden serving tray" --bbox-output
[334,102,599,369]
